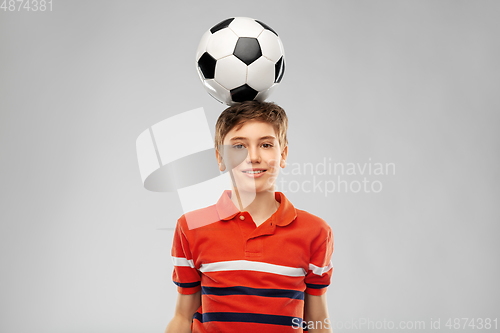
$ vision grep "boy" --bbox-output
[165,101,334,333]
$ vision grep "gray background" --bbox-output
[1,0,499,332]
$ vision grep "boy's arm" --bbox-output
[165,291,201,333]
[304,293,332,333]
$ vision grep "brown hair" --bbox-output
[215,100,288,152]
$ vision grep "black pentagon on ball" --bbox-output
[255,20,278,36]
[198,52,217,79]
[275,56,285,83]
[233,37,262,66]
[210,18,235,34]
[230,84,259,103]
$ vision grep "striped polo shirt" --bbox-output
[171,190,334,332]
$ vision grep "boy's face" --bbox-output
[216,120,287,195]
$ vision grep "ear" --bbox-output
[215,148,226,172]
[280,145,288,168]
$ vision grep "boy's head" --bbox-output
[215,100,288,153]
[214,100,289,194]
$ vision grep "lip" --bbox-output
[241,169,267,178]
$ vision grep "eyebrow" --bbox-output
[229,135,276,142]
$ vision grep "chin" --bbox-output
[234,175,274,193]
[242,184,275,194]
[233,183,269,194]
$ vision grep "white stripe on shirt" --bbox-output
[309,261,333,276]
[199,260,307,277]
[172,256,195,268]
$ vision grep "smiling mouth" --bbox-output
[242,170,266,174]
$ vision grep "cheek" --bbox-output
[266,152,282,169]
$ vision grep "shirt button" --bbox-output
[239,215,245,220]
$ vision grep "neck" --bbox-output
[230,187,279,221]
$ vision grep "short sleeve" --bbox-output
[304,227,334,295]
[171,218,201,294]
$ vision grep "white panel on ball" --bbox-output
[196,30,212,62]
[255,83,280,102]
[196,65,204,84]
[229,17,264,38]
[207,28,239,60]
[278,37,285,58]
[247,57,276,91]
[203,79,232,105]
[258,29,283,63]
[215,55,248,90]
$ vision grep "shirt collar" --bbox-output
[215,190,297,227]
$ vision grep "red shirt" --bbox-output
[171,190,334,332]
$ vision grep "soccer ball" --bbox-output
[196,17,285,106]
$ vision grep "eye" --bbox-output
[232,144,245,149]
[261,143,274,148]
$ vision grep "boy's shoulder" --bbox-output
[293,208,332,233]
[295,208,329,225]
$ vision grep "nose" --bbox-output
[245,146,261,164]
